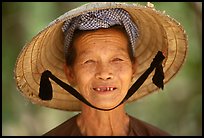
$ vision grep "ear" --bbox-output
[64,64,76,86]
[132,58,137,79]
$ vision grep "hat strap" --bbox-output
[39,51,165,111]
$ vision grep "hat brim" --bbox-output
[14,2,188,111]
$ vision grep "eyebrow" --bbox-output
[85,46,127,54]
[77,47,129,62]
[77,50,93,59]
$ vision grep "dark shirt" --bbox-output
[43,114,170,136]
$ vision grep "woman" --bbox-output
[14,2,187,136]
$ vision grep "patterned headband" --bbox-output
[62,8,139,58]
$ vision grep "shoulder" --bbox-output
[43,114,82,136]
[128,115,171,136]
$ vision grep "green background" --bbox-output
[2,2,202,136]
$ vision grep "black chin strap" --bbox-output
[39,51,165,111]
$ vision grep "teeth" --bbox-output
[94,87,115,91]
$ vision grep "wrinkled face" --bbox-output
[65,27,136,109]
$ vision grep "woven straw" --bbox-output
[14,2,188,111]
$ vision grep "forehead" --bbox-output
[72,27,129,54]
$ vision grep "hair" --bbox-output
[65,25,135,66]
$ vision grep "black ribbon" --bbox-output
[39,51,165,111]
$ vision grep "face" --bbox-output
[65,27,136,109]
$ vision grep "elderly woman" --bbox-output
[14,2,187,136]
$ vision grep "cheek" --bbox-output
[73,66,95,92]
[114,63,133,78]
[115,63,134,90]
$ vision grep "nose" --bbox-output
[95,63,113,80]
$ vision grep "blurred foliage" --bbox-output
[2,2,202,136]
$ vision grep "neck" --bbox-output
[77,103,130,136]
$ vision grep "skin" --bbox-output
[64,27,137,136]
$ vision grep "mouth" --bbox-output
[93,86,117,92]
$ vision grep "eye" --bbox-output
[112,58,124,62]
[84,59,95,64]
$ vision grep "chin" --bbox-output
[91,98,123,110]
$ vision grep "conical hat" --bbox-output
[14,2,188,111]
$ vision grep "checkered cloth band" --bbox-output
[62,8,139,58]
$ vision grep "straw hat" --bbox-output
[14,2,188,111]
